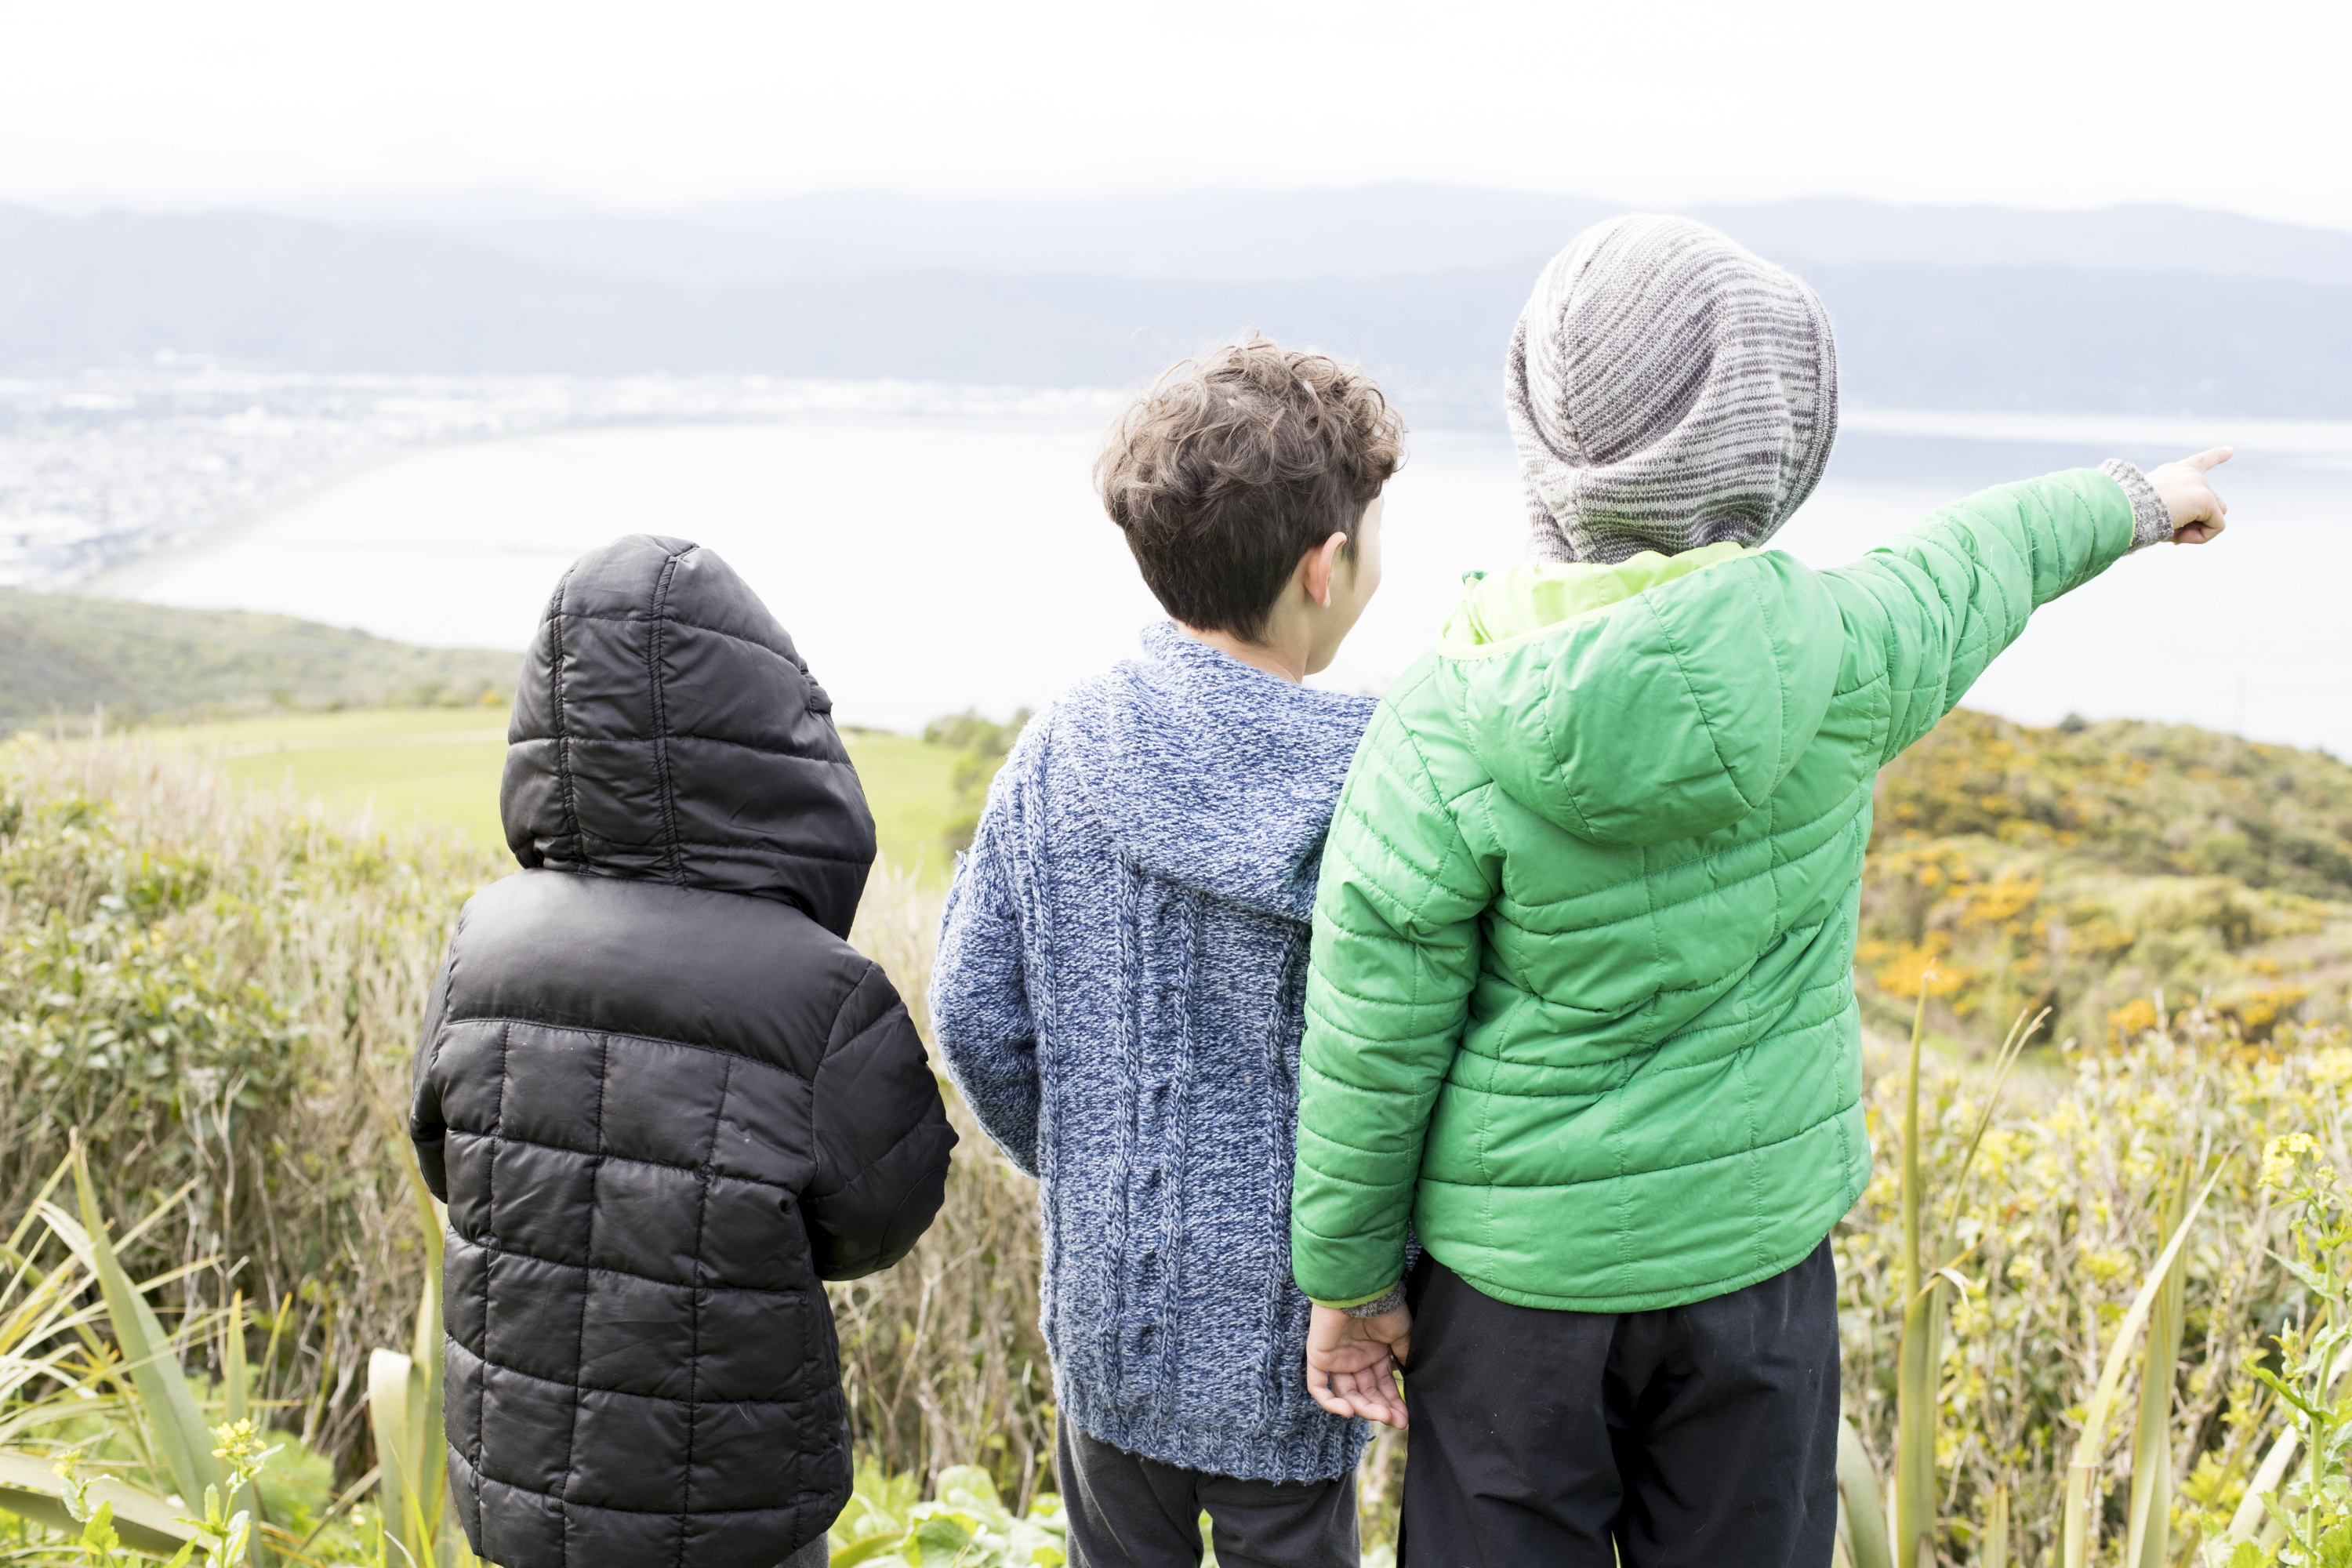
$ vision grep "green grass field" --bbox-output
[144,708,963,877]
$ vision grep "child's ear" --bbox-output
[1306,531,1348,608]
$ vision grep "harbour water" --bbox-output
[85,406,2352,755]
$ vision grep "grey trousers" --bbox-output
[1057,1421,1359,1568]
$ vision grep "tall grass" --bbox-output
[0,735,499,1472]
[0,739,1062,1505]
[12,731,2352,1566]
[834,866,1054,1508]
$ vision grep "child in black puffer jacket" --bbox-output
[408,535,955,1568]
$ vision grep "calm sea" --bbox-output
[87,408,2352,757]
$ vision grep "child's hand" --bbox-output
[2150,447,2233,544]
[1305,1301,1412,1428]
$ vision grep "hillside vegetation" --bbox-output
[0,587,520,726]
[1860,709,2352,1050]
[6,731,2352,1565]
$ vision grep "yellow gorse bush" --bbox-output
[1860,710,2352,1051]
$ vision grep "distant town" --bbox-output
[0,367,1119,590]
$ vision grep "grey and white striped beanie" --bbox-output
[1507,215,1840,564]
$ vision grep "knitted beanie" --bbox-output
[1506,215,1840,564]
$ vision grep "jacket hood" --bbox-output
[1438,547,1842,847]
[1050,623,1376,922]
[501,534,876,937]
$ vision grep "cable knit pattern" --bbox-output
[931,624,1375,1483]
[1507,214,1840,565]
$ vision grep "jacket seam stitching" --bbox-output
[543,730,860,770]
[445,1233,806,1293]
[675,1059,722,1564]
[547,568,584,854]
[1472,776,1872,923]
[550,1030,609,1547]
[647,549,688,887]
[540,826,871,866]
[431,1015,811,1089]
[1645,593,1758,815]
[543,607,808,667]
[476,1019,510,1525]
[1416,1105,1852,1189]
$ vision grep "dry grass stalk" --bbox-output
[840,866,1054,1509]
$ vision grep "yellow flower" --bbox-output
[211,1417,260,1461]
[2084,1249,2133,1284]
[2263,1133,2321,1189]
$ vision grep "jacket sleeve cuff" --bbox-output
[2099,459,2172,551]
[1308,1279,1406,1316]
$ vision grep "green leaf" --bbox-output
[829,1534,915,1568]
[69,1144,225,1510]
[0,1448,199,1556]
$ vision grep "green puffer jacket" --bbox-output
[1291,470,2142,1312]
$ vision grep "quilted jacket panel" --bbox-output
[411,535,955,1568]
[1290,471,2138,1312]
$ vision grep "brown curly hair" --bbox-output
[1096,338,1406,641]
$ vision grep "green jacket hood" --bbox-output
[1436,546,1844,847]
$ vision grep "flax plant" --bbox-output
[2123,1163,2194,1568]
[1860,985,2040,1567]
[1837,994,2339,1567]
[2057,1158,2225,1566]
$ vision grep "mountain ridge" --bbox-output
[5,194,2351,419]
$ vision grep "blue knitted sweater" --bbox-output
[931,624,1376,1483]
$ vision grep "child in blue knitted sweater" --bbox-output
[930,339,1404,1568]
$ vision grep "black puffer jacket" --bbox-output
[408,535,955,1568]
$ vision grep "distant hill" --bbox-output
[5,193,2352,419]
[408,187,2352,289]
[1862,709,2352,1051]
[0,589,520,728]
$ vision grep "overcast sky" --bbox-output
[4,0,2347,229]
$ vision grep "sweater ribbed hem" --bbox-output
[1054,1376,1367,1484]
[2100,459,2172,551]
[1340,1281,1407,1318]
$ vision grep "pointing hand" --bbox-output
[2149,446,2232,544]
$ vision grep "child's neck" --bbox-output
[1176,623,1310,684]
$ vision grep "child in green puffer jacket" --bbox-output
[1287,213,2233,1566]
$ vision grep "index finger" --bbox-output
[2185,445,2234,472]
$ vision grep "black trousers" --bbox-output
[1399,1240,1839,1568]
[1057,1420,1359,1568]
